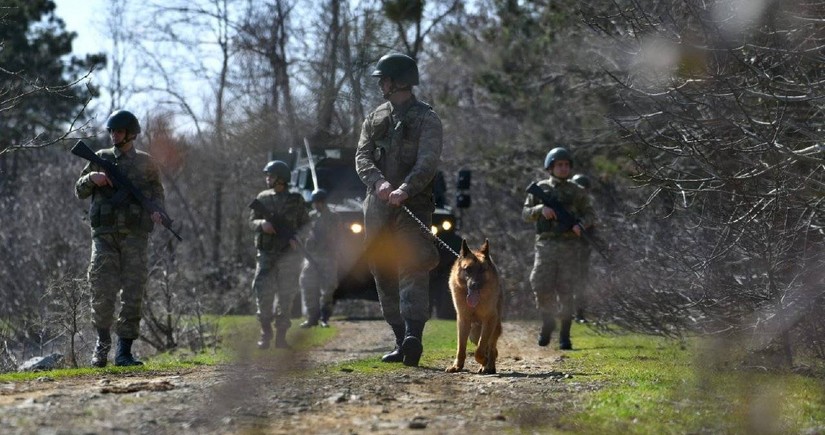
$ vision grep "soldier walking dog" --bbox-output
[445,239,503,375]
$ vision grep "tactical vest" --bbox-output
[535,181,581,236]
[254,191,306,252]
[368,100,435,198]
[89,149,154,234]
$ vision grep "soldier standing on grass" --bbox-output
[522,147,595,350]
[249,160,310,349]
[299,189,342,328]
[355,53,443,367]
[75,110,165,367]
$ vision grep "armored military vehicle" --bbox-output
[287,142,470,319]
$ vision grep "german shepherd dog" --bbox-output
[445,239,503,374]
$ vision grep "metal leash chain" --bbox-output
[401,205,460,259]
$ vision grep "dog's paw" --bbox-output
[478,366,497,375]
[445,365,462,373]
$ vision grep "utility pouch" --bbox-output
[126,203,142,227]
[91,202,115,228]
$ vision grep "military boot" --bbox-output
[90,328,111,368]
[273,318,291,349]
[381,323,406,363]
[319,306,332,328]
[559,318,573,350]
[274,327,289,349]
[401,320,425,367]
[257,321,273,349]
[538,315,555,347]
[114,338,143,366]
[299,315,319,329]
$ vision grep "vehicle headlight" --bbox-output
[441,220,453,231]
[350,223,363,234]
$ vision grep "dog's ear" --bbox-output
[460,239,471,258]
[480,239,490,257]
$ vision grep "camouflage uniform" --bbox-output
[299,207,342,323]
[522,176,594,341]
[75,145,164,340]
[249,189,309,332]
[356,96,442,328]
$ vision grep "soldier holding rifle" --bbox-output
[74,110,165,367]
[522,147,595,351]
[248,160,309,349]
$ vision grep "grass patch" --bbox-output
[3,317,823,435]
[556,324,825,434]
[0,315,338,383]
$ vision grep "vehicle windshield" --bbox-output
[315,161,364,202]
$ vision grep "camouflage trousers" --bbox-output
[252,248,302,329]
[364,195,439,325]
[529,237,586,321]
[87,232,149,340]
[299,257,338,318]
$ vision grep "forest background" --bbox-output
[1,0,822,372]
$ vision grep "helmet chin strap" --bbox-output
[113,134,135,148]
[382,82,412,100]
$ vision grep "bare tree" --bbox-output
[583,0,825,365]
[236,0,301,148]
[380,0,461,59]
[43,276,89,368]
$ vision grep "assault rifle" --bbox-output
[71,140,182,241]
[526,182,609,262]
[248,198,321,266]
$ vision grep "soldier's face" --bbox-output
[267,176,287,192]
[108,128,128,147]
[266,174,281,189]
[379,77,393,98]
[551,160,571,179]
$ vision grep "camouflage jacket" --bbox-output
[305,208,342,257]
[249,189,310,252]
[522,176,595,238]
[355,96,443,206]
[75,146,165,237]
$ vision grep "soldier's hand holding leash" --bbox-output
[375,179,409,206]
[375,179,393,201]
[388,188,409,206]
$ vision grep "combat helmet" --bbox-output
[544,147,573,169]
[571,174,591,189]
[263,160,291,182]
[371,53,419,85]
[106,110,141,136]
[310,189,328,202]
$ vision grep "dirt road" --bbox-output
[0,320,594,434]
